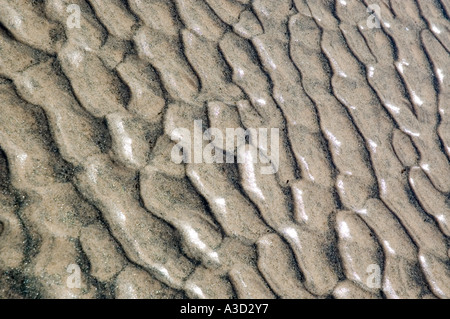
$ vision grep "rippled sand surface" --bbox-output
[0,0,449,299]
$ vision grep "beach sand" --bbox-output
[0,0,449,299]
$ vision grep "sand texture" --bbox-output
[0,0,449,299]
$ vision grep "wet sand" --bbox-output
[0,0,449,299]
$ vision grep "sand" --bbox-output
[0,0,449,299]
